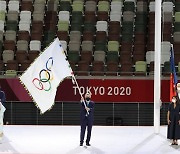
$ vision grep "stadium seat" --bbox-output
[83,22,95,33]
[110,11,122,22]
[106,51,119,63]
[4,30,16,42]
[137,1,147,12]
[0,1,6,12]
[28,51,39,62]
[84,11,96,24]
[2,50,15,63]
[0,31,3,42]
[162,61,171,76]
[0,60,4,75]
[58,21,69,31]
[17,40,29,51]
[19,21,31,33]
[162,2,174,13]
[57,31,69,42]
[96,31,107,42]
[91,61,104,76]
[0,11,5,21]
[68,51,80,64]
[94,51,106,62]
[33,12,44,22]
[47,0,58,11]
[111,1,123,12]
[98,1,109,12]
[80,51,93,64]
[31,32,43,42]
[82,31,94,42]
[68,41,80,52]
[58,11,70,22]
[16,50,28,63]
[81,41,93,52]
[97,12,109,21]
[0,20,4,32]
[123,1,135,12]
[85,1,96,12]
[134,61,147,76]
[149,1,155,12]
[72,1,84,12]
[123,11,135,22]
[163,12,173,23]
[146,51,154,64]
[30,40,41,51]
[70,31,81,41]
[173,32,180,42]
[96,21,108,33]
[108,41,119,52]
[59,1,72,12]
[34,1,45,13]
[5,70,17,77]
[77,61,90,76]
[3,40,16,51]
[106,61,119,76]
[95,41,107,52]
[19,60,31,73]
[7,11,19,22]
[120,61,133,76]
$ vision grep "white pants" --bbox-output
[0,103,5,140]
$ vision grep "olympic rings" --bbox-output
[32,57,54,91]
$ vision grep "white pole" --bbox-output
[72,75,89,114]
[154,0,162,134]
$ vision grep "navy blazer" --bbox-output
[0,90,6,106]
[80,100,94,122]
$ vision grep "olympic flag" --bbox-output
[19,38,73,113]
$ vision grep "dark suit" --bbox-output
[80,100,94,144]
[0,90,6,107]
[167,103,180,139]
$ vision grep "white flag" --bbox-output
[19,38,73,113]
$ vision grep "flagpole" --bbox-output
[154,0,161,134]
[71,75,89,114]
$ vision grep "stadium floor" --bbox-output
[0,125,179,154]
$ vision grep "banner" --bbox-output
[0,79,170,103]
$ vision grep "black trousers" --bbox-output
[80,117,93,144]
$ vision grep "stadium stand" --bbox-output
[0,0,178,76]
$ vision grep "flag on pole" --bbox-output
[19,38,73,113]
[170,44,178,101]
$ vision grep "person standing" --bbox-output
[0,86,6,143]
[80,92,94,146]
[167,96,180,145]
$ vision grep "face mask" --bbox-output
[172,99,176,103]
[86,97,90,101]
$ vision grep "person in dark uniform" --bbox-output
[0,86,6,107]
[167,96,180,145]
[80,92,94,146]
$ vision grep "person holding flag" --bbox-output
[80,92,94,146]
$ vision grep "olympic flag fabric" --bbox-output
[19,38,73,113]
